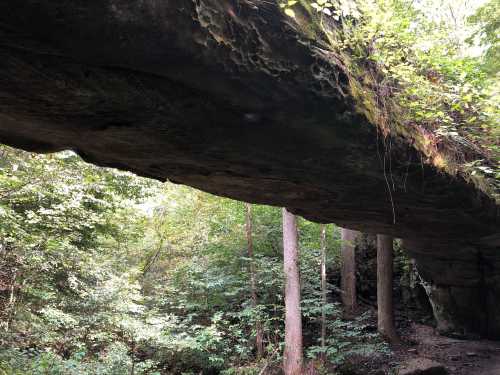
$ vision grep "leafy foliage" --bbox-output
[468,0,500,74]
[282,0,499,196]
[0,145,400,374]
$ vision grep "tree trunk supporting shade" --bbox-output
[245,203,264,358]
[377,234,399,343]
[341,228,358,317]
[320,224,327,362]
[282,208,303,375]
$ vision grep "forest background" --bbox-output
[0,145,402,374]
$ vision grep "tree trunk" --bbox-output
[5,268,17,331]
[320,224,327,363]
[377,234,399,343]
[341,228,358,317]
[130,341,136,375]
[245,203,264,359]
[282,208,303,375]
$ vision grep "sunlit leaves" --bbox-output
[280,0,360,20]
[280,0,298,18]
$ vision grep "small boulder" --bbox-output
[398,358,448,375]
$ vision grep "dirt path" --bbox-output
[400,324,500,374]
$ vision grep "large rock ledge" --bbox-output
[0,1,498,337]
[404,239,500,339]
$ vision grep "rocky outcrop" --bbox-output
[404,239,500,339]
[0,1,498,337]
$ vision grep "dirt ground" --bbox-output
[397,324,500,375]
[265,322,500,374]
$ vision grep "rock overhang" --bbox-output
[0,0,499,337]
[0,0,498,241]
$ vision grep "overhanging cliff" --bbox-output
[0,0,498,337]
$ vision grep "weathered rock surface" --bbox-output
[398,358,448,375]
[0,1,498,336]
[403,239,500,338]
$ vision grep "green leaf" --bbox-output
[284,8,296,18]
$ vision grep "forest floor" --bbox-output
[383,323,500,375]
[346,265,500,375]
[333,317,500,374]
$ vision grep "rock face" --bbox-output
[404,239,500,339]
[0,1,498,337]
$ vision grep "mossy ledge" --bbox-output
[288,0,499,203]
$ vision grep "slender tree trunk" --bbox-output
[245,203,264,359]
[341,228,358,317]
[8,273,15,305]
[320,224,327,363]
[5,269,17,331]
[282,208,303,375]
[130,341,136,375]
[377,234,399,343]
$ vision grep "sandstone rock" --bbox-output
[0,0,499,339]
[398,358,448,375]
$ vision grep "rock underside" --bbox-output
[0,1,498,337]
